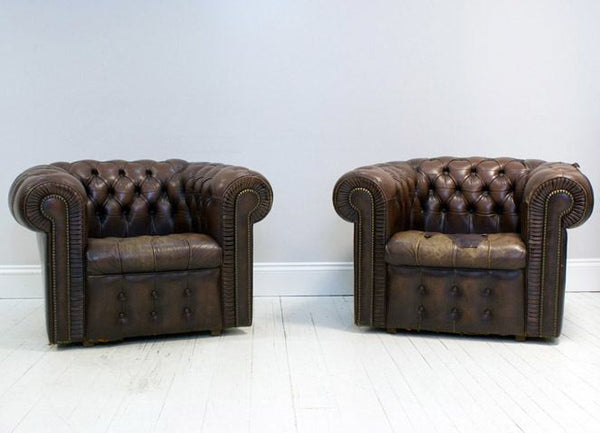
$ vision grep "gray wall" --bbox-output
[2,1,599,270]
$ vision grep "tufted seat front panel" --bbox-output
[86,269,222,342]
[387,266,525,336]
[405,157,544,234]
[86,233,222,275]
[52,159,192,237]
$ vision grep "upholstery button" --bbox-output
[145,169,153,176]
[91,168,99,176]
[418,284,426,295]
[482,309,492,321]
[471,167,477,173]
[184,288,192,297]
[118,291,126,301]
[442,167,449,175]
[417,305,425,314]
[118,312,127,323]
[118,169,125,176]
[483,287,492,297]
[151,290,158,300]
[450,308,460,320]
[498,169,505,176]
[150,311,158,320]
[184,307,192,317]
[450,286,459,296]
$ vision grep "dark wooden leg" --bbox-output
[82,340,95,347]
[210,329,222,337]
[386,328,398,334]
[515,335,526,342]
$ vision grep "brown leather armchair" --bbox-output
[333,157,594,339]
[9,159,272,345]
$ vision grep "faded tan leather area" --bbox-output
[87,233,222,275]
[385,230,526,270]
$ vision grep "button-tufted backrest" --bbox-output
[52,159,192,237]
[407,157,545,234]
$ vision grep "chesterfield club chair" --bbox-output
[333,157,594,339]
[9,160,272,345]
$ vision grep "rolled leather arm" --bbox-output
[182,163,273,328]
[9,165,88,344]
[333,162,418,327]
[521,162,594,337]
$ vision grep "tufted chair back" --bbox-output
[52,159,192,237]
[407,157,545,234]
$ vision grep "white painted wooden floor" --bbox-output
[0,294,599,433]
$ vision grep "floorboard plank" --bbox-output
[0,294,599,432]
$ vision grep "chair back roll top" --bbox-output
[52,159,193,237]
[405,157,545,234]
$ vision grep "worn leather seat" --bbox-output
[9,159,272,345]
[87,233,222,275]
[334,157,594,339]
[385,231,526,270]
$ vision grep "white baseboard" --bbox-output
[0,265,44,299]
[254,262,353,296]
[1,259,598,299]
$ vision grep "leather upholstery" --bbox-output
[387,266,525,336]
[334,156,594,338]
[86,269,222,342]
[86,233,221,275]
[9,159,273,344]
[385,231,526,270]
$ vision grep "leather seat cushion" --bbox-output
[87,233,222,275]
[385,230,526,270]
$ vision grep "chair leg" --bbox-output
[386,328,398,334]
[210,329,222,337]
[515,335,526,342]
[82,340,95,347]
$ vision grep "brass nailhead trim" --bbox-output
[349,187,375,326]
[538,188,573,336]
[40,194,71,342]
[234,189,261,327]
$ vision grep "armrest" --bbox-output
[182,163,273,328]
[9,165,88,344]
[333,162,418,327]
[521,162,594,337]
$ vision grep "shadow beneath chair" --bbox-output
[55,327,249,350]
[383,327,557,345]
